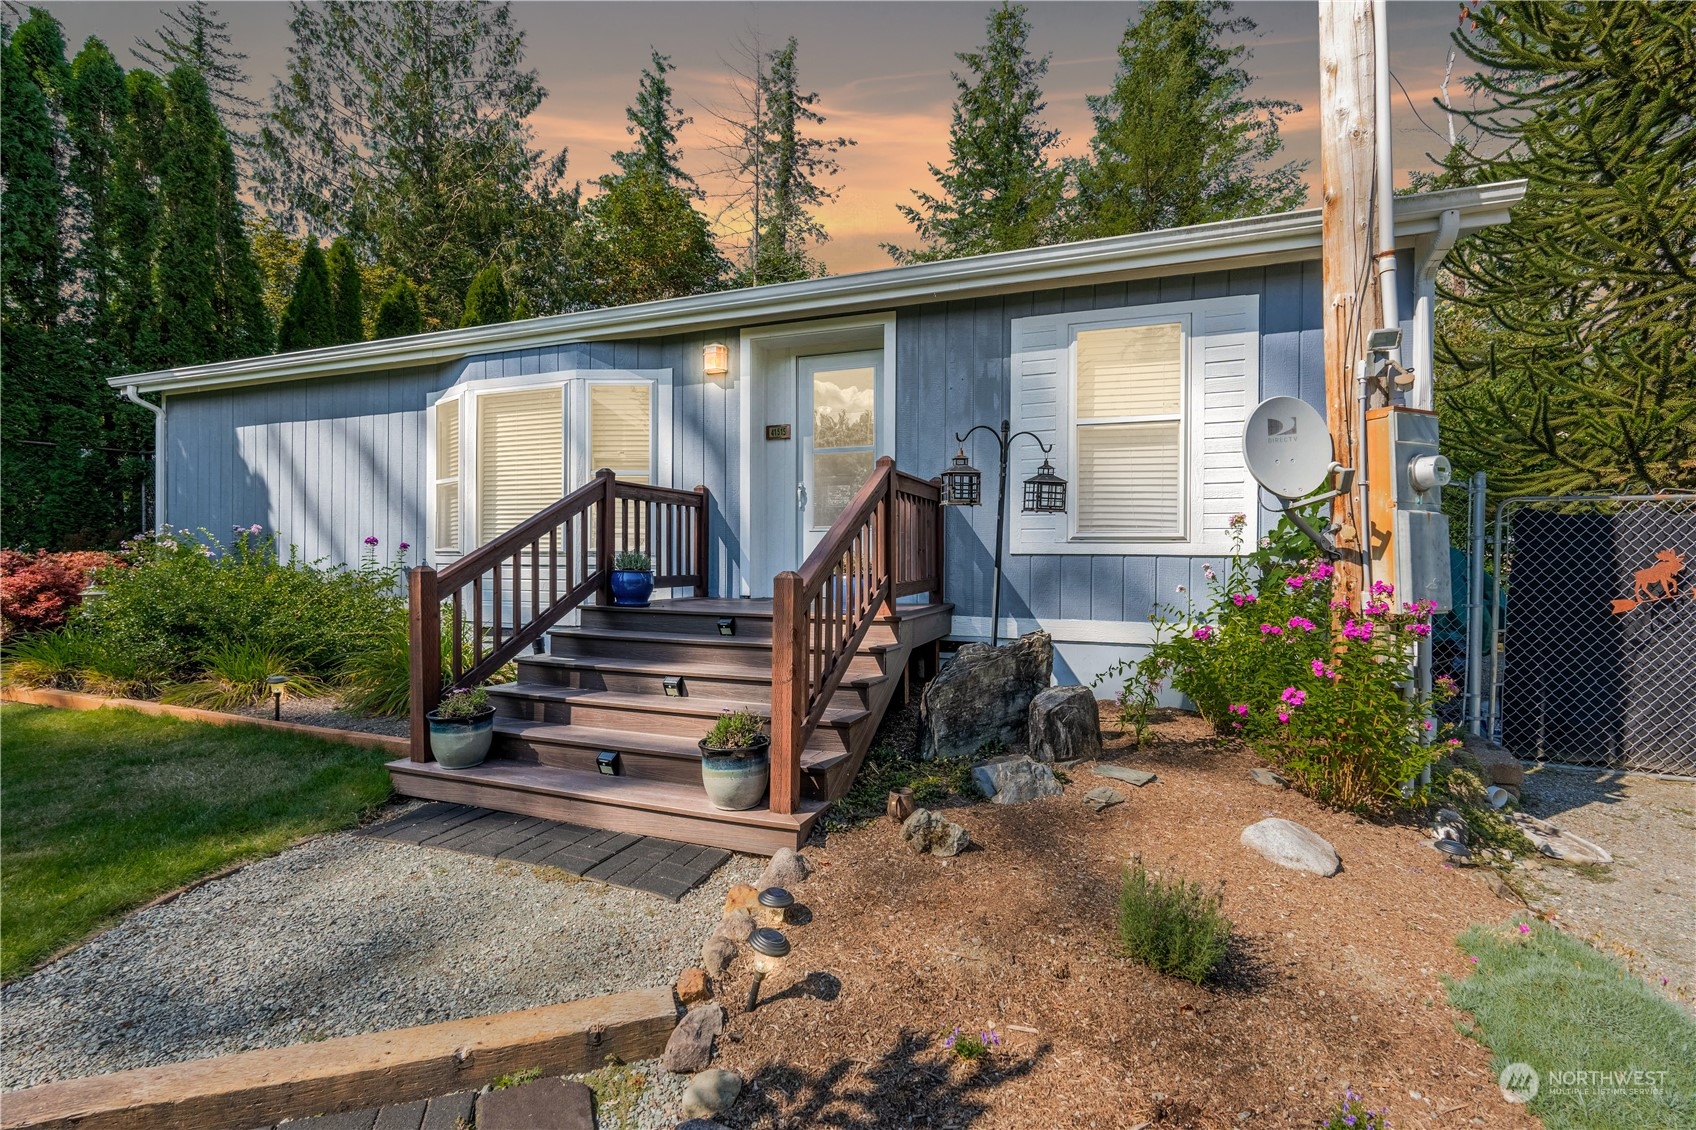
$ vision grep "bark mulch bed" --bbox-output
[705,710,1540,1130]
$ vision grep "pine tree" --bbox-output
[65,36,129,356]
[1066,1,1305,240]
[256,2,574,327]
[111,68,166,368]
[152,64,271,366]
[372,275,424,339]
[131,2,260,154]
[612,50,697,196]
[325,235,362,344]
[1435,2,1695,494]
[460,265,511,328]
[885,3,1064,264]
[277,239,335,352]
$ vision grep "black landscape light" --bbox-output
[597,750,621,776]
[267,674,288,721]
[717,617,736,637]
[746,926,791,1011]
[663,675,684,697]
[757,886,794,927]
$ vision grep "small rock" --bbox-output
[972,755,1064,804]
[700,936,737,977]
[1091,764,1156,787]
[1083,786,1124,813]
[722,882,759,916]
[712,909,755,944]
[1507,813,1613,864]
[1248,767,1289,789]
[679,1067,743,1119]
[1027,685,1103,763]
[1432,808,1469,844]
[901,808,971,857]
[676,1122,721,1130]
[1241,818,1341,877]
[675,967,710,1006]
[756,847,810,891]
[662,1003,725,1074]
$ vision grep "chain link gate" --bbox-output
[1487,494,1696,775]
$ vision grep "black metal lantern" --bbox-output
[939,447,982,507]
[1021,458,1068,514]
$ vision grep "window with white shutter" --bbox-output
[588,382,654,483]
[1009,295,1260,556]
[476,387,564,544]
[433,398,462,552]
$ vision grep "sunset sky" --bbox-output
[42,1,1476,274]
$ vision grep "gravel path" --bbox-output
[2,805,756,1091]
[231,695,408,737]
[1514,764,1696,1014]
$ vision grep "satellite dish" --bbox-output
[1242,396,1333,500]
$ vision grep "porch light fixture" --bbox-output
[663,675,684,697]
[745,926,791,1011]
[938,419,1066,647]
[597,750,621,775]
[703,343,730,377]
[267,674,288,721]
[717,617,736,637]
[756,886,794,927]
[939,448,982,507]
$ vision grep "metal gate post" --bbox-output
[1466,472,1487,736]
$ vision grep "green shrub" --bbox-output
[161,644,327,711]
[1117,857,1231,984]
[3,627,100,689]
[433,686,490,719]
[703,707,765,750]
[76,526,405,680]
[611,550,651,572]
[822,741,975,832]
[337,608,516,717]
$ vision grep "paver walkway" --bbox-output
[359,802,729,901]
[270,1092,473,1129]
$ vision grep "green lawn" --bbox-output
[1447,918,1696,1129]
[0,704,393,980]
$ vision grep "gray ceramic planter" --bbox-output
[698,734,771,811]
[427,707,495,769]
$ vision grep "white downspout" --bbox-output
[1411,208,1462,411]
[1372,0,1400,364]
[122,385,166,532]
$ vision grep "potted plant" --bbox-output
[698,707,770,811]
[426,686,495,769]
[609,550,655,607]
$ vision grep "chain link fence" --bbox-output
[1487,494,1696,775]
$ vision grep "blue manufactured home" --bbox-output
[113,182,1523,852]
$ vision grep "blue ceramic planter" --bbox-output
[426,707,495,769]
[610,569,655,606]
[698,735,771,811]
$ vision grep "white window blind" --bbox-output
[477,387,563,544]
[1074,322,1184,537]
[433,402,461,552]
[589,383,653,483]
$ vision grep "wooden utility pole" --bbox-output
[1317,0,1384,612]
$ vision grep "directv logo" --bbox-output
[1266,416,1299,443]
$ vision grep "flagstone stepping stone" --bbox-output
[1083,786,1125,812]
[1241,818,1341,876]
[1092,764,1156,787]
[475,1077,593,1130]
[1248,768,1289,788]
[1508,813,1613,864]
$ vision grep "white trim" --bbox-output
[951,615,1158,646]
[111,183,1525,395]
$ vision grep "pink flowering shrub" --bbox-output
[1098,511,1442,812]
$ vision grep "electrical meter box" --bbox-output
[1366,407,1453,612]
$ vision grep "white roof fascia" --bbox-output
[114,181,1524,395]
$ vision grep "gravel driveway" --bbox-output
[2,805,756,1091]
[1514,764,1696,1014]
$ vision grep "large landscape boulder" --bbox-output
[901,808,971,857]
[972,755,1065,805]
[1240,818,1342,877]
[1027,685,1102,763]
[920,632,1053,760]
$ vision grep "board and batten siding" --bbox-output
[164,331,745,595]
[891,261,1328,684]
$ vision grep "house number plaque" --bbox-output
[765,424,792,441]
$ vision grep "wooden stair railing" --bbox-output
[770,457,944,813]
[409,470,711,759]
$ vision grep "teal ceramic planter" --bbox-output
[427,707,495,769]
[698,734,771,811]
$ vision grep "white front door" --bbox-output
[798,351,880,558]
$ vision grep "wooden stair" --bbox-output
[388,597,951,854]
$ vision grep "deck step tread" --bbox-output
[547,626,897,653]
[516,652,885,689]
[487,684,870,728]
[588,598,954,623]
[387,757,825,830]
[493,716,851,768]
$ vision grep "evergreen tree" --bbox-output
[256,1,574,327]
[111,68,167,367]
[885,3,1064,264]
[325,235,362,344]
[152,64,271,366]
[132,2,260,156]
[1436,1,1695,495]
[612,50,697,196]
[372,275,424,339]
[65,36,129,354]
[460,265,511,328]
[277,239,335,352]
[1066,1,1305,240]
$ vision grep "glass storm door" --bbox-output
[797,351,880,559]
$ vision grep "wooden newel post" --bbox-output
[692,484,710,597]
[877,457,897,616]
[769,570,805,815]
[408,565,441,763]
[595,468,616,602]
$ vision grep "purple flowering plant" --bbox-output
[943,1026,998,1061]
[1322,1090,1390,1130]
